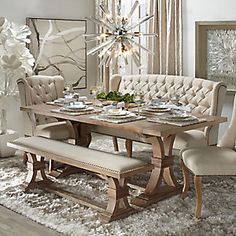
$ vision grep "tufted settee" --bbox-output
[110,74,227,150]
[17,75,74,140]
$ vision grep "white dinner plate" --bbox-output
[107,109,129,116]
[54,98,65,103]
[61,106,93,113]
[64,104,87,110]
[159,114,197,122]
[144,105,171,112]
[102,112,135,119]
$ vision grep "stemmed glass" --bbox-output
[64,83,73,95]
[133,91,144,116]
[90,86,99,105]
[64,83,73,105]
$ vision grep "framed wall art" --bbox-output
[195,21,236,92]
[26,18,87,89]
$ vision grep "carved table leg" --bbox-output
[24,153,52,192]
[100,177,135,223]
[49,122,92,178]
[131,135,182,207]
[73,122,92,147]
[112,137,119,152]
[162,136,180,187]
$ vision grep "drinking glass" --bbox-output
[151,96,168,107]
[64,83,74,105]
[90,86,99,105]
[133,91,144,116]
[64,83,73,95]
[170,94,180,106]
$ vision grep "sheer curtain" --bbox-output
[147,0,183,75]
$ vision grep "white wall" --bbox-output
[183,0,236,138]
[0,0,96,135]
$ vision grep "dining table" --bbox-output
[20,103,227,208]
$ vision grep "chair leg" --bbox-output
[194,175,202,218]
[181,160,190,199]
[125,139,133,157]
[22,152,28,165]
[112,137,119,152]
[48,159,54,172]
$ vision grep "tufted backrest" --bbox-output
[110,74,227,145]
[218,94,236,149]
[17,75,65,136]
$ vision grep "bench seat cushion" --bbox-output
[181,146,236,175]
[11,137,151,177]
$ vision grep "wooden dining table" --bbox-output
[20,103,227,208]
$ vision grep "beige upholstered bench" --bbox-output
[8,136,153,223]
[108,74,227,154]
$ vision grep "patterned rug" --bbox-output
[0,134,235,236]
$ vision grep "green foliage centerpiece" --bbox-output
[97,91,134,103]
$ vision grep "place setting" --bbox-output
[136,95,204,126]
[46,83,92,107]
[147,111,206,126]
[51,102,100,116]
[90,108,146,124]
[141,104,172,116]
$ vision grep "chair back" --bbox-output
[17,75,65,136]
[218,95,236,149]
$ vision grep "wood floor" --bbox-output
[0,205,63,236]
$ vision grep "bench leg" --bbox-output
[24,153,51,192]
[100,177,135,223]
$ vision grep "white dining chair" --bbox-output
[181,95,236,218]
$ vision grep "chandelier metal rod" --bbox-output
[126,38,154,55]
[99,4,115,25]
[86,16,115,31]
[87,37,116,55]
[126,15,154,31]
[127,0,139,18]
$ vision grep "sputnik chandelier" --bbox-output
[85,0,157,68]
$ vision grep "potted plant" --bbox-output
[0,17,34,157]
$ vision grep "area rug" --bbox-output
[0,135,236,236]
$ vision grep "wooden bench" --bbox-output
[8,136,153,223]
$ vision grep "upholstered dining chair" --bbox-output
[181,95,236,218]
[17,75,75,167]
